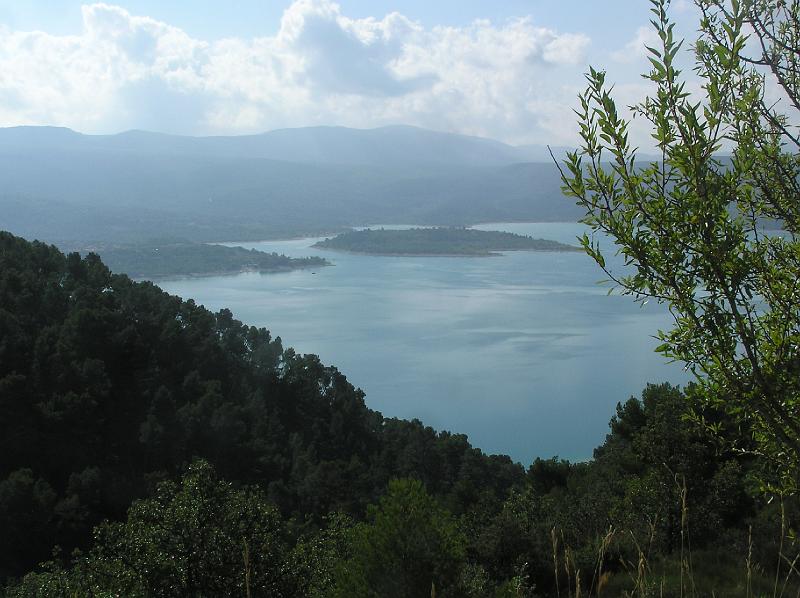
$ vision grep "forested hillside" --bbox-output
[1,231,796,596]
[0,232,521,583]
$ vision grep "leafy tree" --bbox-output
[475,384,757,595]
[0,470,57,579]
[291,513,356,598]
[557,0,800,489]
[7,460,296,597]
[607,384,752,552]
[528,457,572,496]
[333,478,467,598]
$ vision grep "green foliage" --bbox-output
[0,470,57,578]
[6,460,295,597]
[333,478,467,598]
[528,457,572,496]
[314,227,579,256]
[94,460,293,596]
[2,365,791,595]
[557,0,800,489]
[290,513,356,598]
[472,384,768,595]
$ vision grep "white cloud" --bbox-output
[611,26,661,63]
[672,0,697,15]
[0,0,593,144]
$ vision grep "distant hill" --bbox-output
[0,125,583,245]
[0,125,565,166]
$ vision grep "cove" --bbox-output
[158,222,688,464]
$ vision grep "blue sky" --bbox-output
[1,1,668,42]
[0,1,701,145]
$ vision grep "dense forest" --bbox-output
[1,230,796,596]
[313,227,579,256]
[88,241,328,279]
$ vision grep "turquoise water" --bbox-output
[158,223,687,464]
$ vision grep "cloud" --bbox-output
[0,1,592,144]
[278,2,435,96]
[672,0,697,15]
[611,26,661,63]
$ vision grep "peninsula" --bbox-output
[92,242,328,279]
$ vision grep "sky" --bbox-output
[0,1,702,146]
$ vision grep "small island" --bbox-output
[313,227,580,256]
[93,242,328,279]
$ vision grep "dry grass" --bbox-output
[545,487,800,598]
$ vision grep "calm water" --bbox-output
[158,223,687,464]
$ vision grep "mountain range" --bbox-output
[0,125,583,245]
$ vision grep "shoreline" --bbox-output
[127,261,331,282]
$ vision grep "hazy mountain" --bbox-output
[0,125,582,245]
[0,125,566,166]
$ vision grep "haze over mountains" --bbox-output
[0,125,582,246]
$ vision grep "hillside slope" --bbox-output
[0,231,522,579]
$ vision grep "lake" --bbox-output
[158,223,688,464]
